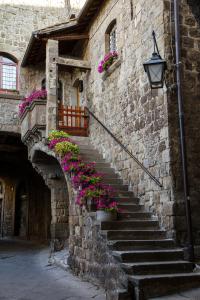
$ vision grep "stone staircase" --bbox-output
[75,137,200,300]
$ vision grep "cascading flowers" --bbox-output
[19,89,47,117]
[48,130,119,212]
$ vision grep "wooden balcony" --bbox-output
[58,106,89,137]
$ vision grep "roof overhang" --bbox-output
[21,0,106,67]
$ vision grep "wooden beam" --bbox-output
[42,34,89,41]
[56,57,91,70]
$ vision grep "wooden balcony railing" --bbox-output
[58,105,89,136]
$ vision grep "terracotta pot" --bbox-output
[96,210,117,222]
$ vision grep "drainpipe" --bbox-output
[173,0,194,261]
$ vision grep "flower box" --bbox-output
[98,52,118,73]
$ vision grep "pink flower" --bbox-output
[18,89,47,116]
[97,52,118,73]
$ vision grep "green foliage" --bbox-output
[54,141,79,156]
[48,130,70,141]
[82,175,102,185]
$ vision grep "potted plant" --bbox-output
[96,200,118,221]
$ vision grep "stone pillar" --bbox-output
[46,39,58,136]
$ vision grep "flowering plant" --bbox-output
[48,130,70,141]
[76,183,117,211]
[72,172,102,189]
[98,51,118,73]
[19,89,47,116]
[96,200,118,212]
[48,137,71,150]
[47,130,119,212]
[54,141,79,156]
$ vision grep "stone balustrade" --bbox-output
[20,100,47,145]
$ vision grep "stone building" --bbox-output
[0,0,84,240]
[1,0,200,299]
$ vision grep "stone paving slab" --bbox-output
[150,287,200,300]
[0,239,106,300]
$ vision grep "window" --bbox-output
[109,24,117,52]
[0,54,18,91]
[105,20,117,53]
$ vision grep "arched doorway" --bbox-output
[14,176,51,240]
[0,131,52,241]
[14,182,28,237]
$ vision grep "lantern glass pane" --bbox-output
[148,63,163,83]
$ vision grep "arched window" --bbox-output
[105,20,117,53]
[0,54,18,92]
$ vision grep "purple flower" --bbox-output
[97,52,118,73]
[48,137,71,150]
[18,89,47,116]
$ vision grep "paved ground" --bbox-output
[0,239,106,300]
[150,288,200,300]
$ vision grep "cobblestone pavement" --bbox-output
[0,239,106,300]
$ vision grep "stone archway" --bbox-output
[30,146,69,248]
[0,131,52,241]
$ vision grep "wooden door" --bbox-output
[0,181,4,237]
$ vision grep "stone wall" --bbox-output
[0,2,69,65]
[0,95,21,133]
[66,174,129,299]
[79,0,200,249]
[83,0,175,238]
[163,0,200,246]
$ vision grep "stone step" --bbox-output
[80,153,105,160]
[79,148,102,156]
[101,220,159,231]
[100,172,120,179]
[115,197,140,205]
[122,261,194,275]
[113,249,184,263]
[85,162,111,168]
[118,212,153,220]
[105,184,129,191]
[102,178,123,185]
[78,144,94,150]
[104,230,166,240]
[93,166,117,175]
[116,191,135,197]
[108,239,175,251]
[71,137,90,145]
[118,204,145,212]
[129,273,200,300]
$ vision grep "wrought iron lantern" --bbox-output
[143,31,167,89]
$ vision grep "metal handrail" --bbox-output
[86,107,163,188]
